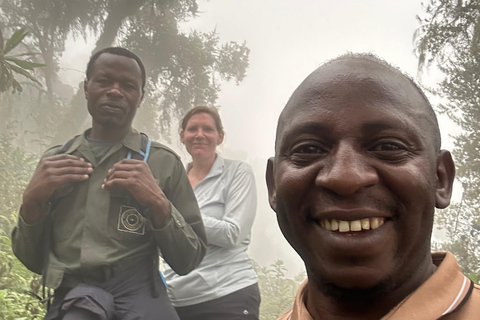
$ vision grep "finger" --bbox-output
[47,165,93,177]
[102,177,132,191]
[43,157,93,170]
[106,160,147,180]
[51,173,90,187]
[104,171,140,184]
[115,158,145,165]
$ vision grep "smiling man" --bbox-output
[12,47,207,320]
[266,54,480,320]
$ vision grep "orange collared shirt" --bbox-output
[278,252,480,320]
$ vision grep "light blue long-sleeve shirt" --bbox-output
[163,155,258,306]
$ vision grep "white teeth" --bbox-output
[331,219,339,231]
[320,217,386,232]
[338,221,350,232]
[361,218,370,230]
[325,219,331,230]
[350,220,362,231]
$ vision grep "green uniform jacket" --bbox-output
[12,128,207,289]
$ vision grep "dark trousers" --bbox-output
[44,260,179,320]
[174,283,261,320]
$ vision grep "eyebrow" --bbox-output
[280,117,421,145]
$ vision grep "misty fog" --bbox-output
[6,0,461,277]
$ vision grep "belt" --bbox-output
[59,255,154,288]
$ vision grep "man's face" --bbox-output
[84,53,144,134]
[266,61,454,292]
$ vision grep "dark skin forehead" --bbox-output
[276,57,441,154]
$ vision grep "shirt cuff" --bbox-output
[150,203,185,232]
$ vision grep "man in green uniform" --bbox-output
[12,47,207,320]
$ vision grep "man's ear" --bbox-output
[84,80,88,100]
[435,150,456,209]
[266,157,277,211]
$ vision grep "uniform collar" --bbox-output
[62,128,143,165]
[119,127,143,155]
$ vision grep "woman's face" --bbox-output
[181,112,224,160]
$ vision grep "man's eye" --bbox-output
[298,145,322,153]
[370,141,411,162]
[96,79,111,86]
[291,144,326,155]
[372,142,404,152]
[124,83,137,90]
[287,144,327,166]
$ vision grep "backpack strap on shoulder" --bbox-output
[127,133,151,162]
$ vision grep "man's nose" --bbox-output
[106,83,123,98]
[315,143,378,196]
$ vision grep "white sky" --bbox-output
[60,0,460,276]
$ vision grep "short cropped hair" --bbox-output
[278,53,442,151]
[86,47,146,91]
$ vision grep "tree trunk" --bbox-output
[51,0,147,145]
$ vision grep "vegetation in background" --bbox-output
[415,0,480,282]
[0,0,250,147]
[255,260,305,320]
[0,27,45,93]
[0,2,303,318]
[0,134,45,319]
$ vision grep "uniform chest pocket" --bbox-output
[108,190,149,243]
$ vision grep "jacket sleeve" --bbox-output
[201,162,257,249]
[11,205,49,274]
[11,148,59,275]
[151,158,207,275]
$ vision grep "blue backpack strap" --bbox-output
[127,133,151,161]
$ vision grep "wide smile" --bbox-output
[320,217,386,232]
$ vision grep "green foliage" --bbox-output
[254,260,305,320]
[0,134,45,319]
[0,27,45,93]
[415,1,480,276]
[0,0,250,146]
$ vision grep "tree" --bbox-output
[0,27,44,93]
[0,0,250,146]
[254,260,306,320]
[414,0,480,279]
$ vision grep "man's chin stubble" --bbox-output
[315,276,397,308]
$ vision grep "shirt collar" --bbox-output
[206,154,224,178]
[120,127,143,154]
[62,128,142,154]
[287,253,472,320]
[186,154,225,179]
[287,280,313,320]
